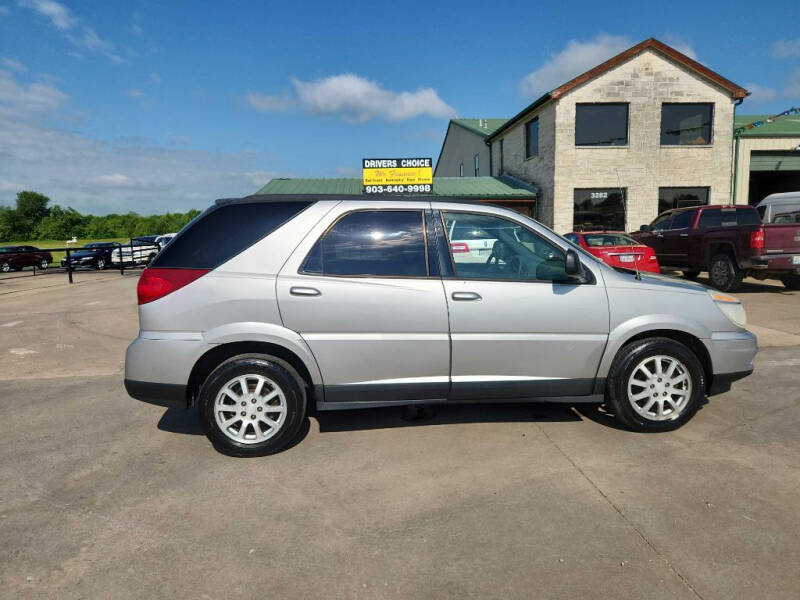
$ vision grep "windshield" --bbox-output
[582,233,641,247]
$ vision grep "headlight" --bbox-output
[708,290,746,329]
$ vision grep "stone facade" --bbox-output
[491,49,738,233]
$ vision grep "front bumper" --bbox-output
[705,330,758,396]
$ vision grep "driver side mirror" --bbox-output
[565,249,582,277]
[639,224,650,232]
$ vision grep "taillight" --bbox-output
[451,242,470,253]
[750,228,764,252]
[137,268,208,305]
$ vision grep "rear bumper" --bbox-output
[705,330,757,396]
[124,379,188,408]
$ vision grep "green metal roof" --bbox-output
[257,176,536,198]
[450,118,508,138]
[735,114,800,137]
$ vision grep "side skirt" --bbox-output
[315,394,604,411]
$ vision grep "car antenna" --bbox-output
[617,168,641,280]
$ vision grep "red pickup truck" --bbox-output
[632,205,800,291]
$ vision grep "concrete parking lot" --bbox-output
[1,271,799,599]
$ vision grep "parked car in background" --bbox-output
[756,192,800,224]
[564,231,660,273]
[155,233,176,249]
[632,204,800,291]
[111,236,160,266]
[61,242,121,270]
[0,245,53,272]
[125,195,756,456]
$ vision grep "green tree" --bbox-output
[15,191,51,237]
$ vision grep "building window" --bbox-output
[499,139,504,174]
[573,188,626,231]
[660,103,713,145]
[474,154,479,177]
[459,162,464,177]
[658,187,709,214]
[575,103,628,146]
[525,117,539,158]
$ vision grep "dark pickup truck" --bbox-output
[632,204,800,291]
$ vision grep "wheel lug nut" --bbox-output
[653,393,658,397]
[663,392,667,396]
[657,378,662,382]
[257,407,262,412]
[240,411,246,416]
[241,401,246,406]
[650,384,654,388]
[665,383,670,387]
[250,415,255,419]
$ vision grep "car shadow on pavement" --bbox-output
[679,275,791,295]
[312,402,585,433]
[158,407,204,435]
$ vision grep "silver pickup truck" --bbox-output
[111,236,161,266]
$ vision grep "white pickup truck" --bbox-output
[111,236,162,266]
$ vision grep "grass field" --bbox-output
[1,239,129,265]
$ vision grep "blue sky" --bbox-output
[1,0,799,214]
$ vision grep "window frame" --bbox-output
[499,139,504,174]
[473,153,479,177]
[298,208,433,280]
[459,162,464,177]
[525,117,539,159]
[438,209,591,285]
[660,103,714,147]
[665,209,695,231]
[574,103,630,148]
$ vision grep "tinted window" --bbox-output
[563,233,580,245]
[152,201,312,269]
[661,103,713,145]
[658,187,709,214]
[573,188,626,231]
[575,104,628,146]
[670,210,694,230]
[525,118,539,158]
[737,208,760,226]
[442,211,570,282]
[583,233,640,246]
[697,208,757,229]
[302,210,427,277]
[773,210,800,224]
[650,214,672,231]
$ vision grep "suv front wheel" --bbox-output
[198,355,307,456]
[606,337,705,432]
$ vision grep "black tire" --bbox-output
[708,253,743,292]
[781,274,800,290]
[198,354,307,457]
[606,337,705,432]
[95,257,106,270]
[682,270,700,280]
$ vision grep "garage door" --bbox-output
[750,151,800,171]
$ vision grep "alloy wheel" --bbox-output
[711,258,729,287]
[214,374,287,444]
[626,355,692,421]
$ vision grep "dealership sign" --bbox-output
[362,158,433,194]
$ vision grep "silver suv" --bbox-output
[125,195,757,456]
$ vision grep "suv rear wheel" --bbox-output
[709,253,743,292]
[198,355,307,456]
[606,337,705,432]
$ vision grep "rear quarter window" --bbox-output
[151,201,312,269]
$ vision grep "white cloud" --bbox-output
[0,69,285,215]
[248,74,457,122]
[247,92,291,112]
[17,0,122,63]
[772,39,800,59]
[745,83,778,103]
[127,88,144,98]
[785,69,800,98]
[520,34,698,98]
[1,57,26,72]
[520,34,633,98]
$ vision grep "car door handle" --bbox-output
[451,291,482,301]
[290,286,321,297]
[679,233,689,237]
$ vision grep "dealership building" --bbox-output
[435,38,751,233]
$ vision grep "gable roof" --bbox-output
[487,37,749,142]
[257,176,536,198]
[450,118,508,138]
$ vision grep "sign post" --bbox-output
[362,158,433,195]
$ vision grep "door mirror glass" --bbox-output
[565,249,582,277]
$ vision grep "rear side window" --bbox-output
[152,201,312,269]
[302,210,427,277]
[698,207,759,229]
